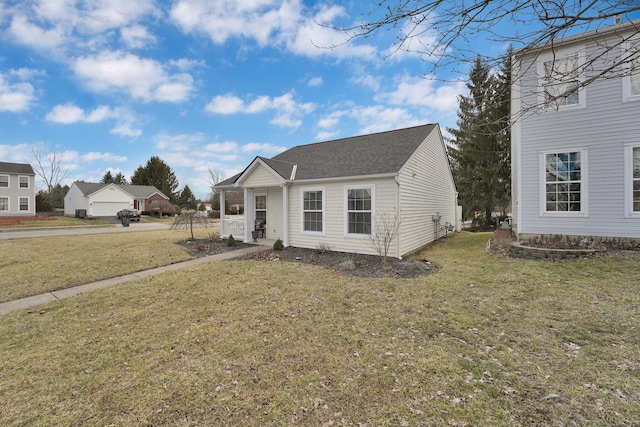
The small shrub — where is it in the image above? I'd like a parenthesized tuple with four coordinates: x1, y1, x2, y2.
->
(273, 239, 284, 251)
(315, 242, 333, 254)
(227, 234, 236, 247)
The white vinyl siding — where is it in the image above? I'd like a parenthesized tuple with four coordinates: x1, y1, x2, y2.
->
(513, 24, 640, 239)
(397, 127, 458, 255)
(288, 178, 396, 256)
(242, 163, 283, 187)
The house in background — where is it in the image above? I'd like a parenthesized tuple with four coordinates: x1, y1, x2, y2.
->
(64, 182, 169, 217)
(215, 124, 460, 258)
(0, 161, 36, 217)
(511, 18, 640, 241)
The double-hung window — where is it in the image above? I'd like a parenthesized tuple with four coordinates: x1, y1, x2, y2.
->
(19, 176, 29, 189)
(346, 187, 373, 235)
(0, 175, 8, 188)
(19, 197, 29, 211)
(541, 52, 583, 108)
(541, 150, 587, 215)
(624, 144, 640, 217)
(0, 197, 8, 211)
(302, 189, 324, 233)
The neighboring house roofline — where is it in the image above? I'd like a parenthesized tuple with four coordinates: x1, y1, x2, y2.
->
(71, 181, 169, 199)
(513, 17, 640, 58)
(0, 161, 36, 175)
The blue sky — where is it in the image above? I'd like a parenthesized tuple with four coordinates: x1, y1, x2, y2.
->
(1, 1, 633, 199)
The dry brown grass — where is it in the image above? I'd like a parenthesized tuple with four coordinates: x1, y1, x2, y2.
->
(0, 228, 215, 303)
(1, 232, 639, 425)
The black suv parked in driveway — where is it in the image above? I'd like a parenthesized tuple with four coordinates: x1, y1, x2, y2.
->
(116, 209, 141, 221)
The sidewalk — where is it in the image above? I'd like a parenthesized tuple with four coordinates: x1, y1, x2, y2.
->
(0, 244, 263, 316)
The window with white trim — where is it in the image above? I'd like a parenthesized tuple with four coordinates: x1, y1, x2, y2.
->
(624, 144, 640, 216)
(0, 175, 8, 188)
(302, 189, 324, 233)
(255, 195, 266, 223)
(347, 187, 373, 235)
(0, 197, 8, 211)
(19, 197, 28, 211)
(542, 150, 585, 213)
(19, 176, 29, 189)
(623, 39, 640, 102)
(540, 52, 583, 108)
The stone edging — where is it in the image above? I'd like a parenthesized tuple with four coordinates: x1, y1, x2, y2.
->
(509, 241, 600, 260)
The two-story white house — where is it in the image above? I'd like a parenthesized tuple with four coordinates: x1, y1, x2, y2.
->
(0, 162, 36, 217)
(511, 18, 640, 241)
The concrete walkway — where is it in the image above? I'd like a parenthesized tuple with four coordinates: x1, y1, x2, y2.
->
(0, 244, 264, 316)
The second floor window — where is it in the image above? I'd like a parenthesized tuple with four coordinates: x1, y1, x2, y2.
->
(19, 176, 29, 188)
(0, 175, 8, 188)
(543, 54, 580, 107)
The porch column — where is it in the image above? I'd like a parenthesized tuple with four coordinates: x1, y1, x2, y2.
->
(220, 190, 226, 238)
(282, 184, 289, 247)
(244, 188, 252, 242)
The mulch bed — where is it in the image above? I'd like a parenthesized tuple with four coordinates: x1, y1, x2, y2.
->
(178, 238, 437, 279)
(0, 217, 56, 226)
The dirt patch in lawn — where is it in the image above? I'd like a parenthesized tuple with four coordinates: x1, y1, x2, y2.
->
(179, 238, 437, 278)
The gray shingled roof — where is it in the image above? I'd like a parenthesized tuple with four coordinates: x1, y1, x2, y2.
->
(216, 124, 438, 187)
(0, 162, 35, 175)
(73, 182, 168, 199)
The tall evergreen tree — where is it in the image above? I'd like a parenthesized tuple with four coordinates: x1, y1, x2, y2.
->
(178, 185, 197, 210)
(100, 170, 114, 183)
(448, 54, 511, 229)
(130, 156, 179, 203)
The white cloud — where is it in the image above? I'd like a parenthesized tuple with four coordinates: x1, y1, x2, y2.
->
(308, 76, 323, 87)
(82, 152, 127, 162)
(350, 73, 381, 92)
(0, 72, 35, 113)
(170, 0, 301, 46)
(72, 50, 194, 103)
(205, 94, 245, 115)
(7, 14, 67, 51)
(378, 75, 465, 111)
(120, 24, 157, 48)
(45, 103, 142, 137)
(169, 58, 206, 71)
(203, 141, 239, 154)
(206, 91, 315, 129)
(241, 142, 287, 154)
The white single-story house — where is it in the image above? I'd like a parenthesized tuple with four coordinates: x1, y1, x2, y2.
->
(64, 182, 169, 217)
(0, 161, 36, 217)
(215, 124, 460, 258)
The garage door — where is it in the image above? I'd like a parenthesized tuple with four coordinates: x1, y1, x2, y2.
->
(92, 202, 131, 217)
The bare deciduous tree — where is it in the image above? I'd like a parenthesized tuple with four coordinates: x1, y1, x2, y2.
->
(329, 1, 640, 116)
(31, 145, 70, 192)
(368, 211, 401, 265)
(170, 212, 212, 240)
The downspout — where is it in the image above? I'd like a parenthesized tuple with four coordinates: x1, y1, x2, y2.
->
(395, 174, 402, 259)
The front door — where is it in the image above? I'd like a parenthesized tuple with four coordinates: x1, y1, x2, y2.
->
(255, 195, 266, 235)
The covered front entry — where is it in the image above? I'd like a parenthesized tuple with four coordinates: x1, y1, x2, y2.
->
(219, 186, 288, 245)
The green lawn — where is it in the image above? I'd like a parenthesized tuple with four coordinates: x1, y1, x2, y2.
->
(1, 232, 639, 425)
